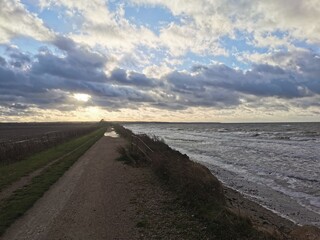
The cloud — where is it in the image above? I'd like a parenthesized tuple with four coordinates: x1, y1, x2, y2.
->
(1, 38, 320, 117)
(158, 22, 227, 57)
(0, 38, 158, 112)
(5, 45, 32, 69)
(0, 0, 54, 43)
(110, 68, 159, 88)
(0, 56, 7, 66)
(1, 1, 320, 121)
(40, 0, 158, 54)
(132, 0, 320, 55)
(31, 37, 108, 82)
(166, 62, 314, 100)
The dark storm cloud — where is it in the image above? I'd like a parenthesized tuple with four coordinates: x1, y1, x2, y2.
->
(0, 64, 47, 96)
(0, 56, 6, 66)
(294, 53, 320, 94)
(167, 61, 317, 100)
(110, 68, 159, 88)
(31, 52, 107, 82)
(90, 83, 156, 103)
(151, 102, 186, 110)
(258, 50, 320, 95)
(53, 36, 77, 52)
(0, 37, 158, 111)
(31, 37, 108, 83)
(2, 103, 29, 110)
(253, 64, 286, 74)
(9, 52, 31, 67)
(1, 36, 320, 114)
(161, 50, 320, 109)
(0, 65, 69, 110)
(166, 71, 205, 93)
(4, 45, 32, 68)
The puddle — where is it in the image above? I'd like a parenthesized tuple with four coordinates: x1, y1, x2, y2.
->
(104, 131, 119, 138)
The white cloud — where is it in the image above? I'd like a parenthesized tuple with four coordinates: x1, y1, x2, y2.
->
(40, 0, 159, 53)
(237, 48, 311, 68)
(36, 0, 320, 64)
(132, 0, 320, 52)
(159, 22, 227, 57)
(250, 33, 292, 49)
(0, 0, 54, 43)
(142, 64, 172, 78)
(255, 1, 320, 44)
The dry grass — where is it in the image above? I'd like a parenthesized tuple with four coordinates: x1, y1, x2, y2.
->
(114, 124, 276, 239)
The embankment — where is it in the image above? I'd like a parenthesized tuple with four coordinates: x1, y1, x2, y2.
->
(114, 124, 320, 240)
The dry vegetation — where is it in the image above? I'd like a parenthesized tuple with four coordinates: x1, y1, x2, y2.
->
(114, 124, 320, 240)
(0, 122, 105, 165)
(114, 124, 277, 239)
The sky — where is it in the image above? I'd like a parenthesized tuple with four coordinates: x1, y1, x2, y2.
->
(0, 0, 320, 122)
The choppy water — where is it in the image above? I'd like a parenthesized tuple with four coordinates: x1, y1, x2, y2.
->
(125, 123, 320, 227)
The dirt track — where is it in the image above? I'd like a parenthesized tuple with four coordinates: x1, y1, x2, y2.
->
(1, 136, 140, 240)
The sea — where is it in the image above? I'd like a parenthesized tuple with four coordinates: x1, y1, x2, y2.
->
(125, 122, 320, 227)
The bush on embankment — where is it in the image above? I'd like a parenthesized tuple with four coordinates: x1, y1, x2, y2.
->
(114, 124, 274, 239)
(145, 136, 225, 208)
(114, 124, 224, 207)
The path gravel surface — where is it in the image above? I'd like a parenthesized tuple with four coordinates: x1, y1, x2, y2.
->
(1, 136, 140, 240)
(0, 137, 97, 203)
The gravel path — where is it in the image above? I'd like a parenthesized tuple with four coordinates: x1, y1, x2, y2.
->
(0, 137, 97, 203)
(1, 136, 140, 240)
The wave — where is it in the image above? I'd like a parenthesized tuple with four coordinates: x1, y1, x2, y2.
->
(125, 122, 320, 227)
(165, 136, 203, 142)
(287, 175, 319, 184)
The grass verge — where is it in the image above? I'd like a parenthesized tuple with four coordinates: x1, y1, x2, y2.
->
(0, 128, 105, 236)
(0, 128, 105, 191)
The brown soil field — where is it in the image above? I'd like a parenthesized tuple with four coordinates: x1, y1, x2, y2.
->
(0, 122, 97, 142)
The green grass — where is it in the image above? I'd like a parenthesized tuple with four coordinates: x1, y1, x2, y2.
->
(0, 128, 105, 191)
(0, 128, 105, 236)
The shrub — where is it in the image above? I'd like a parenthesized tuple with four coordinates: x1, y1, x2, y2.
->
(115, 125, 275, 239)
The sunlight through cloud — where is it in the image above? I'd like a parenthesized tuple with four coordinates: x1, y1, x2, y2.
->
(73, 93, 91, 102)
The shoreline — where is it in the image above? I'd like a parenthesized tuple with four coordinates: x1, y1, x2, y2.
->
(227, 185, 299, 224)
(223, 186, 296, 235)
(116, 124, 320, 239)
(124, 123, 320, 229)
(189, 155, 320, 229)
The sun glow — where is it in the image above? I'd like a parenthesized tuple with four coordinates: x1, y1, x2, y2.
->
(73, 93, 91, 102)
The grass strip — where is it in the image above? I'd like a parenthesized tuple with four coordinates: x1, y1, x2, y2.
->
(0, 128, 104, 191)
(0, 128, 105, 235)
